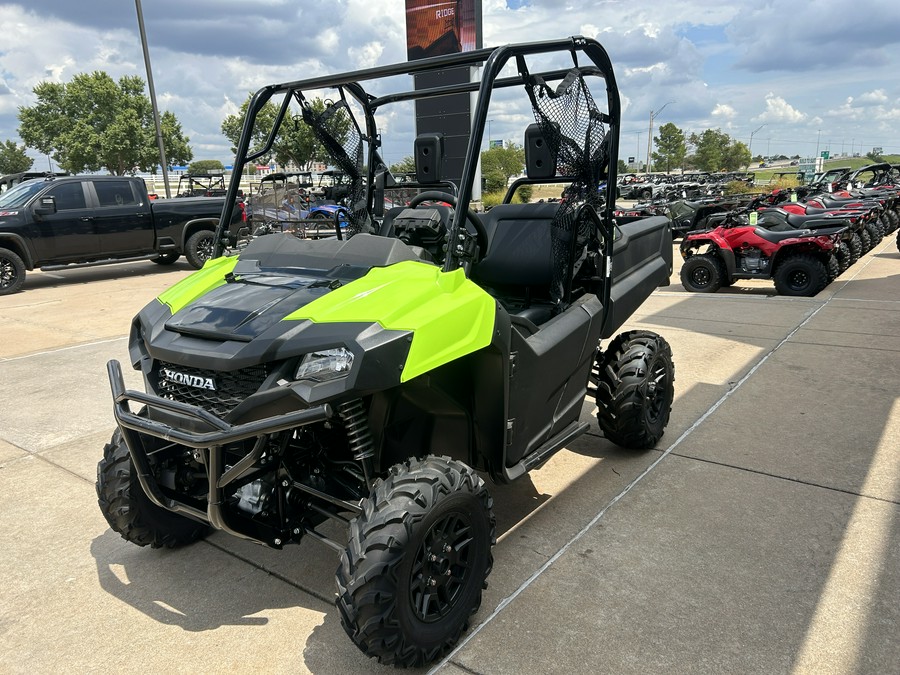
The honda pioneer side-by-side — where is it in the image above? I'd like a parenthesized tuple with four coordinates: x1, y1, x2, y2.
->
(96, 37, 675, 667)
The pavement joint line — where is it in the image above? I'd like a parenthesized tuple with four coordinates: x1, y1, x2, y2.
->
(669, 452, 900, 506)
(428, 275, 839, 675)
(201, 539, 337, 607)
(0, 336, 127, 363)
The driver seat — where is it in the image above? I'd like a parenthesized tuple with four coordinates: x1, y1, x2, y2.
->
(470, 202, 560, 326)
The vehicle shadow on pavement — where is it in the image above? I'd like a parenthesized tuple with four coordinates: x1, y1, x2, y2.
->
(90, 530, 314, 632)
(26, 261, 192, 293)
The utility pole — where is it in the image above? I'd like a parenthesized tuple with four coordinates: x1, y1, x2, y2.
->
(748, 123, 766, 168)
(136, 0, 171, 198)
(646, 101, 674, 174)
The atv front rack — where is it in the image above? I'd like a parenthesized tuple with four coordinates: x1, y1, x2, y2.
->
(107, 360, 359, 549)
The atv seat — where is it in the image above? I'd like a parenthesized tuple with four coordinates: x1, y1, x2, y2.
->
(753, 227, 810, 243)
(471, 202, 560, 325)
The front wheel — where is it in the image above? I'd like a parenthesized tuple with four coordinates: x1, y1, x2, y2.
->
(336, 455, 495, 667)
(596, 330, 675, 449)
(680, 253, 724, 293)
(0, 247, 26, 295)
(96, 428, 210, 548)
(184, 230, 216, 269)
(773, 253, 828, 297)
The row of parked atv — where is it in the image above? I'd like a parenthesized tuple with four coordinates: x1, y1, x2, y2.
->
(672, 180, 899, 296)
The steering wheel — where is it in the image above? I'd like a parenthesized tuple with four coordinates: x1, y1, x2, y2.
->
(408, 191, 488, 261)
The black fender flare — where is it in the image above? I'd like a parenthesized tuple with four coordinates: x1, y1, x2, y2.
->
(180, 218, 218, 250)
(0, 233, 35, 269)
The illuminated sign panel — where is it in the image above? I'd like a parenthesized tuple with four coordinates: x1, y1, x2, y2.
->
(406, 0, 480, 60)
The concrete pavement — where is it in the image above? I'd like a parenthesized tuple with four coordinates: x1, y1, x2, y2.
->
(0, 239, 897, 674)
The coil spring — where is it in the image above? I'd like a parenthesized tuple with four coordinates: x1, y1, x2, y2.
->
(338, 399, 374, 463)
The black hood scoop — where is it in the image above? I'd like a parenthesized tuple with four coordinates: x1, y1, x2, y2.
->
(164, 276, 335, 341)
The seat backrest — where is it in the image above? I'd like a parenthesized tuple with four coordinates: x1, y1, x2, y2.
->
(470, 202, 559, 293)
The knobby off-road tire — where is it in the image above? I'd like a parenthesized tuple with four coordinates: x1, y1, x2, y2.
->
(864, 220, 882, 247)
(773, 253, 828, 297)
(859, 228, 872, 253)
(834, 242, 851, 273)
(336, 455, 495, 668)
(151, 251, 180, 265)
(0, 247, 26, 295)
(185, 230, 215, 269)
(848, 233, 862, 265)
(596, 330, 675, 450)
(96, 428, 210, 548)
(826, 253, 840, 282)
(680, 253, 724, 293)
(896, 228, 900, 255)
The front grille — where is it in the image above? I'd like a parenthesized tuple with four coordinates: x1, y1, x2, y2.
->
(156, 361, 269, 418)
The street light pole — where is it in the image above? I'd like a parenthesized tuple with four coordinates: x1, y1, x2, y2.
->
(748, 123, 766, 168)
(135, 0, 171, 198)
(646, 101, 674, 174)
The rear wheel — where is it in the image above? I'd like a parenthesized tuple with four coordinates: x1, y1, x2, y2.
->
(96, 428, 210, 548)
(185, 230, 215, 269)
(337, 456, 495, 667)
(680, 253, 724, 293)
(0, 247, 26, 296)
(151, 251, 180, 265)
(825, 253, 839, 281)
(896, 229, 900, 255)
(596, 331, 675, 449)
(834, 242, 850, 273)
(773, 253, 828, 297)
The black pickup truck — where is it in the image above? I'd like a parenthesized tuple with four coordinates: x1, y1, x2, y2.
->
(0, 175, 245, 295)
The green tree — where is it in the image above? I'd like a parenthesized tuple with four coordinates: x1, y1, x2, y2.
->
(221, 95, 348, 170)
(481, 141, 525, 193)
(722, 140, 751, 172)
(0, 140, 33, 174)
(390, 156, 416, 175)
(188, 159, 225, 174)
(652, 123, 686, 174)
(866, 150, 883, 163)
(17, 71, 192, 175)
(617, 158, 629, 175)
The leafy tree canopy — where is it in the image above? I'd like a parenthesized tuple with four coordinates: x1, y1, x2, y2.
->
(0, 140, 33, 174)
(651, 122, 686, 173)
(481, 141, 525, 193)
(688, 128, 751, 172)
(390, 156, 416, 175)
(17, 71, 192, 175)
(188, 159, 225, 174)
(221, 95, 349, 171)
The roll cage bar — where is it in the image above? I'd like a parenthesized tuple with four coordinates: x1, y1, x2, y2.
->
(216, 36, 621, 276)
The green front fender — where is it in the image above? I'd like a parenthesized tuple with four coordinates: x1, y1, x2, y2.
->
(284, 261, 496, 382)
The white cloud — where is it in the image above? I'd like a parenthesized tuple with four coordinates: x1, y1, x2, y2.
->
(754, 93, 807, 124)
(712, 104, 736, 119)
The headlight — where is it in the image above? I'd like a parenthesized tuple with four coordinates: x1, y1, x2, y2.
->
(295, 348, 354, 382)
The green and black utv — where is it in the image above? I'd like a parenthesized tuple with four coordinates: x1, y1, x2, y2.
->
(97, 36, 675, 667)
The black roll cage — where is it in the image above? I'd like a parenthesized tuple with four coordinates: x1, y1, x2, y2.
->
(216, 36, 621, 295)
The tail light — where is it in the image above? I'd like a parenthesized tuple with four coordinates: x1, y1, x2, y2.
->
(238, 201, 247, 222)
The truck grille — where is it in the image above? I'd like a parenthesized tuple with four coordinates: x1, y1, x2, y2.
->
(156, 361, 269, 418)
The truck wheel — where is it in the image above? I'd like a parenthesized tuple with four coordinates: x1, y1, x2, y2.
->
(0, 247, 26, 295)
(151, 252, 180, 265)
(680, 253, 724, 293)
(596, 330, 675, 450)
(773, 253, 828, 297)
(336, 455, 495, 667)
(96, 427, 210, 548)
(185, 230, 215, 269)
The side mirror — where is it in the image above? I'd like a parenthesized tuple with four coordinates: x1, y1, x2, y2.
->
(33, 196, 57, 216)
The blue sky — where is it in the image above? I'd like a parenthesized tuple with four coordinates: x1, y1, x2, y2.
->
(1, 0, 898, 171)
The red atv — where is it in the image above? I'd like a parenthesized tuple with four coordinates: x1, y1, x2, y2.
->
(680, 213, 845, 296)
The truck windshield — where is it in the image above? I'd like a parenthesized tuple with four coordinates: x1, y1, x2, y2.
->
(0, 180, 46, 209)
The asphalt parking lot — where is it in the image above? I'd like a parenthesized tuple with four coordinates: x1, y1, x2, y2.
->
(1, 237, 898, 674)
